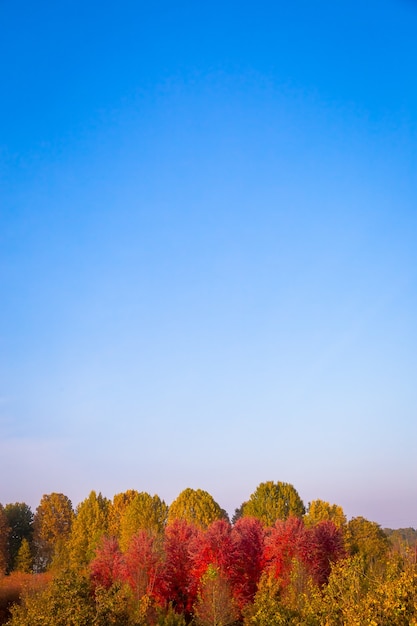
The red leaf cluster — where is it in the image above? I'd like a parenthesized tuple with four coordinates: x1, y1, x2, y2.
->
(89, 515, 345, 618)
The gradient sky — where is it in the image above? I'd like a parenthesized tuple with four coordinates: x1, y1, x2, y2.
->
(1, 0, 416, 528)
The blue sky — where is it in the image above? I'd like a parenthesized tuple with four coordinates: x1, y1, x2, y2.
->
(1, 0, 416, 528)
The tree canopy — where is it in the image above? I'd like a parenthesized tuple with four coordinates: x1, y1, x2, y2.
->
(119, 492, 168, 551)
(304, 499, 346, 528)
(242, 481, 305, 526)
(168, 488, 224, 529)
(4, 503, 33, 573)
(33, 493, 73, 571)
(69, 491, 109, 570)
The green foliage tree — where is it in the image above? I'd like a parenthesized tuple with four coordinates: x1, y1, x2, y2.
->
(14, 537, 33, 573)
(33, 493, 73, 571)
(194, 564, 238, 626)
(93, 582, 137, 626)
(385, 527, 417, 557)
(7, 569, 95, 626)
(155, 603, 187, 625)
(304, 499, 346, 528)
(345, 516, 389, 574)
(4, 502, 33, 573)
(69, 491, 110, 571)
(242, 482, 305, 526)
(108, 490, 139, 539)
(0, 504, 10, 575)
(119, 492, 168, 551)
(303, 554, 417, 626)
(168, 488, 224, 530)
(243, 572, 299, 626)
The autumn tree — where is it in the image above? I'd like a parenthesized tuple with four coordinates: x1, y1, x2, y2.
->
(194, 564, 238, 626)
(69, 491, 109, 571)
(301, 553, 417, 625)
(4, 502, 33, 573)
(161, 519, 201, 616)
(264, 516, 306, 586)
(345, 516, 389, 574)
(119, 492, 168, 551)
(242, 481, 305, 526)
(32, 495, 70, 572)
(90, 536, 123, 590)
(33, 493, 73, 571)
(301, 520, 346, 587)
(7, 568, 95, 626)
(231, 516, 265, 610)
(304, 499, 346, 528)
(190, 519, 236, 586)
(168, 488, 224, 530)
(15, 538, 33, 573)
(121, 530, 165, 603)
(108, 489, 139, 539)
(0, 504, 10, 575)
(242, 571, 300, 626)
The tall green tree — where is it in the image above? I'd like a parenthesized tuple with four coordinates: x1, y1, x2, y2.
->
(194, 564, 238, 626)
(69, 491, 110, 571)
(304, 499, 346, 528)
(108, 489, 139, 539)
(168, 488, 225, 530)
(4, 502, 33, 572)
(15, 537, 33, 573)
(33, 493, 73, 571)
(345, 516, 389, 574)
(119, 492, 168, 551)
(242, 481, 305, 526)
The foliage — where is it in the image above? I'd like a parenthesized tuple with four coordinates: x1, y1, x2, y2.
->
(14, 539, 32, 574)
(231, 516, 265, 610)
(345, 516, 389, 574)
(161, 519, 200, 616)
(168, 488, 224, 530)
(304, 499, 346, 528)
(4, 504, 33, 574)
(155, 603, 187, 625)
(302, 520, 346, 586)
(93, 582, 136, 626)
(33, 493, 73, 572)
(0, 572, 50, 625)
(6, 570, 92, 626)
(242, 482, 305, 526)
(69, 491, 109, 571)
(90, 536, 123, 589)
(243, 572, 299, 626)
(303, 554, 417, 626)
(191, 519, 236, 583)
(193, 564, 238, 626)
(385, 527, 417, 557)
(0, 506, 10, 576)
(119, 492, 168, 551)
(108, 490, 139, 539)
(122, 530, 165, 602)
(2, 485, 417, 625)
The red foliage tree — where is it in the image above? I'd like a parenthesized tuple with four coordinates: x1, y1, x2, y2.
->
(264, 516, 306, 586)
(190, 519, 237, 584)
(301, 520, 346, 586)
(231, 516, 265, 609)
(90, 536, 123, 589)
(121, 530, 165, 603)
(161, 519, 201, 615)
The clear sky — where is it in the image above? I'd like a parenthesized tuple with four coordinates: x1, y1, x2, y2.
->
(1, 0, 416, 528)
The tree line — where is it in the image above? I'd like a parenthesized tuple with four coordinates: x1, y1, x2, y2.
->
(0, 481, 416, 625)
